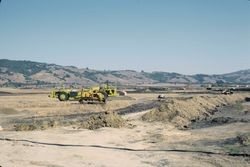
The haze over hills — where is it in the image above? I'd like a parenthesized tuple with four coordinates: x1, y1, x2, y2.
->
(0, 59, 249, 87)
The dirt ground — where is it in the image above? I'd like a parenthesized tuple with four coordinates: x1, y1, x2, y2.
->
(0, 89, 249, 167)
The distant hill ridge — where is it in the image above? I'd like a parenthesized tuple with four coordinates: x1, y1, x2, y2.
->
(0, 59, 249, 87)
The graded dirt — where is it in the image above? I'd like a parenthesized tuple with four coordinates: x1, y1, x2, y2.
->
(0, 89, 250, 167)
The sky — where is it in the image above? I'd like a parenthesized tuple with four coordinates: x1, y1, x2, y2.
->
(0, 0, 249, 74)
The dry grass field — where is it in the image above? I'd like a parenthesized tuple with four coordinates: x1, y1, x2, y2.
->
(0, 88, 250, 167)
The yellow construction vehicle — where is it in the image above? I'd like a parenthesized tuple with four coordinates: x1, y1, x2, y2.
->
(49, 82, 117, 103)
(49, 87, 107, 103)
(99, 82, 118, 97)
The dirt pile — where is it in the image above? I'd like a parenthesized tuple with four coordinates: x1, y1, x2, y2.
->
(14, 119, 60, 131)
(12, 111, 126, 131)
(79, 112, 126, 130)
(236, 134, 250, 146)
(142, 94, 247, 128)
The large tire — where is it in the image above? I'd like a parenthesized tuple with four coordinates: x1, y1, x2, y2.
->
(102, 92, 108, 103)
(58, 92, 69, 101)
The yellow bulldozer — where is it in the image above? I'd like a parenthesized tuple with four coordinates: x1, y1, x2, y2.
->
(49, 83, 118, 103)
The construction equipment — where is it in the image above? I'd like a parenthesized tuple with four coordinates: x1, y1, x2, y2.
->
(49, 82, 118, 103)
(99, 81, 118, 97)
(49, 87, 107, 103)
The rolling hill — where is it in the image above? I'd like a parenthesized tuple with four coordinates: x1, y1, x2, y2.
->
(0, 59, 249, 87)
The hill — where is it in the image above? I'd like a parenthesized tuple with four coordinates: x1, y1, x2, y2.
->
(0, 59, 249, 87)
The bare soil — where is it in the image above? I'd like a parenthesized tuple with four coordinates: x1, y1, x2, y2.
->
(0, 89, 249, 167)
(142, 94, 247, 128)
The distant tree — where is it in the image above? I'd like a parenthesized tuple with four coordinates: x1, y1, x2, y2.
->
(216, 80, 224, 86)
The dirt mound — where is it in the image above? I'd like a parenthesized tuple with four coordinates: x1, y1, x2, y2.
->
(79, 112, 125, 130)
(12, 111, 126, 131)
(14, 119, 60, 131)
(142, 94, 247, 128)
(236, 134, 250, 146)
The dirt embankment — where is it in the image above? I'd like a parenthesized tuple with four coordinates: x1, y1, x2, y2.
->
(13, 112, 126, 131)
(142, 94, 248, 128)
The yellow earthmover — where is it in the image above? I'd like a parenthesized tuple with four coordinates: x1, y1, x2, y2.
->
(49, 87, 107, 103)
(49, 83, 117, 103)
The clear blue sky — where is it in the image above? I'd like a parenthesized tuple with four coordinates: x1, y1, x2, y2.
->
(0, 0, 249, 74)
